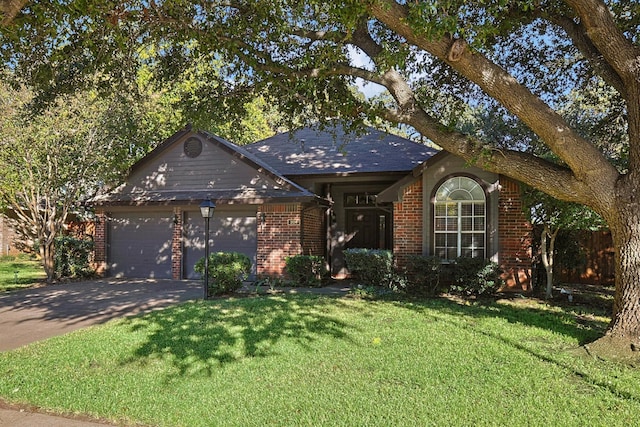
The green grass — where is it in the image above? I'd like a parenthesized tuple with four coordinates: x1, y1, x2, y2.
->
(0, 294, 637, 426)
(0, 254, 45, 292)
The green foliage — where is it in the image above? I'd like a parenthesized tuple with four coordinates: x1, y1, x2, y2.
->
(521, 184, 606, 232)
(285, 255, 326, 287)
(194, 252, 251, 296)
(447, 257, 503, 296)
(404, 255, 443, 297)
(53, 236, 95, 280)
(343, 248, 397, 289)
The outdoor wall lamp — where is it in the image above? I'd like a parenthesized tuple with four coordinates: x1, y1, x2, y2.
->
(260, 212, 266, 225)
(199, 199, 216, 300)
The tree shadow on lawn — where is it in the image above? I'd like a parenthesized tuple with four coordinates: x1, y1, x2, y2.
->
(397, 295, 608, 347)
(119, 295, 356, 378)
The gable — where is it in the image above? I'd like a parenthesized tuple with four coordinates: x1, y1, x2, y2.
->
(93, 129, 319, 206)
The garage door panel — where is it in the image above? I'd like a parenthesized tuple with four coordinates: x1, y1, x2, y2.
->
(108, 212, 173, 279)
(184, 210, 257, 280)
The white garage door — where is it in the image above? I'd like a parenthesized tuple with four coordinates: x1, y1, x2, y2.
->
(183, 209, 257, 279)
(108, 212, 173, 279)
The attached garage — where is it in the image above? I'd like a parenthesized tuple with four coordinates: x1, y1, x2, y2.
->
(92, 127, 322, 280)
(108, 211, 173, 279)
(182, 208, 258, 279)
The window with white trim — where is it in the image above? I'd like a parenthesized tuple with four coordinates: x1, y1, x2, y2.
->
(434, 176, 486, 260)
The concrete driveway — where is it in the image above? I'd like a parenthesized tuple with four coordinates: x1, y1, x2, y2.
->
(0, 279, 203, 352)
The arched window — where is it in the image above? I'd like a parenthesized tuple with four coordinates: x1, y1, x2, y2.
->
(434, 176, 486, 260)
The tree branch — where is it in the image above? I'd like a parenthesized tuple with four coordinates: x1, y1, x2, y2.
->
(368, 0, 620, 212)
(0, 0, 28, 26)
(549, 14, 626, 97)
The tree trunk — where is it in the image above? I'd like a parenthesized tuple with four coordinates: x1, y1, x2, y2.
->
(540, 226, 559, 300)
(608, 218, 640, 338)
(39, 239, 56, 283)
(587, 202, 640, 360)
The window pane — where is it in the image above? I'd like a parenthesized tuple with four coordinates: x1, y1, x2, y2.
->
(435, 204, 447, 216)
(474, 203, 485, 215)
(474, 233, 485, 248)
(435, 218, 447, 231)
(449, 189, 472, 201)
(461, 204, 473, 216)
(474, 217, 485, 231)
(461, 217, 473, 231)
(472, 248, 485, 258)
(446, 218, 458, 231)
(447, 248, 458, 260)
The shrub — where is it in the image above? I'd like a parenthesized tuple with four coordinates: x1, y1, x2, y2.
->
(285, 255, 326, 287)
(194, 252, 252, 296)
(343, 248, 396, 288)
(54, 236, 95, 279)
(404, 255, 443, 297)
(447, 257, 503, 296)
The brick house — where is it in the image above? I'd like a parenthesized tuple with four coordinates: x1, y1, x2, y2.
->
(92, 123, 532, 290)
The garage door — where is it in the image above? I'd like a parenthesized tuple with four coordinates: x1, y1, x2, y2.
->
(183, 209, 257, 279)
(108, 212, 173, 279)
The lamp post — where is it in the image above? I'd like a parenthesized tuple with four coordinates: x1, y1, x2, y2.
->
(199, 199, 216, 300)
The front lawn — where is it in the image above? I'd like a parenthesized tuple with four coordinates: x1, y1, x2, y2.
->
(0, 254, 45, 292)
(0, 293, 637, 426)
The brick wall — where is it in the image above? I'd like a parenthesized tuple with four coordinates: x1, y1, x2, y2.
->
(393, 179, 424, 267)
(171, 207, 183, 280)
(94, 210, 107, 275)
(498, 175, 533, 290)
(302, 206, 325, 257)
(257, 204, 304, 276)
(0, 215, 20, 256)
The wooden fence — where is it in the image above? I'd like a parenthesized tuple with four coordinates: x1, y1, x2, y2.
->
(533, 229, 615, 286)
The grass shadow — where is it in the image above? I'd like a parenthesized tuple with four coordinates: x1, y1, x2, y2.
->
(120, 294, 355, 378)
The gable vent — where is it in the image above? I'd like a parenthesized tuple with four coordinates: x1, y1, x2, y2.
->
(184, 137, 203, 158)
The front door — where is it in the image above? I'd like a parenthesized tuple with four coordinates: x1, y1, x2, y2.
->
(345, 209, 391, 250)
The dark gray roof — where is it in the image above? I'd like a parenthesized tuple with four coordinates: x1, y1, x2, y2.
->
(244, 123, 438, 176)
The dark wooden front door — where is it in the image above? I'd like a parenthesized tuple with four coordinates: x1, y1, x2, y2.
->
(345, 209, 391, 249)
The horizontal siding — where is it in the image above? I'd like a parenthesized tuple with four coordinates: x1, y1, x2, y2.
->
(125, 136, 283, 193)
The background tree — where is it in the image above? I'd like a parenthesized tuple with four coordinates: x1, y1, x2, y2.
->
(0, 82, 145, 282)
(522, 186, 606, 299)
(1, 1, 640, 356)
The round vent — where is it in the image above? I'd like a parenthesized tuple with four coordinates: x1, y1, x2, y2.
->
(184, 137, 203, 158)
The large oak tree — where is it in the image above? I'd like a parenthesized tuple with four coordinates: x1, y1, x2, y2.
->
(2, 0, 639, 356)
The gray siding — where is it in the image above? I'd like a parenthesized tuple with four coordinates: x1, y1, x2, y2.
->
(124, 135, 285, 194)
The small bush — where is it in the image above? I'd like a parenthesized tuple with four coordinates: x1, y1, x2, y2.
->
(285, 255, 326, 287)
(404, 255, 443, 297)
(344, 248, 396, 288)
(447, 257, 503, 296)
(54, 236, 95, 279)
(195, 252, 252, 296)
